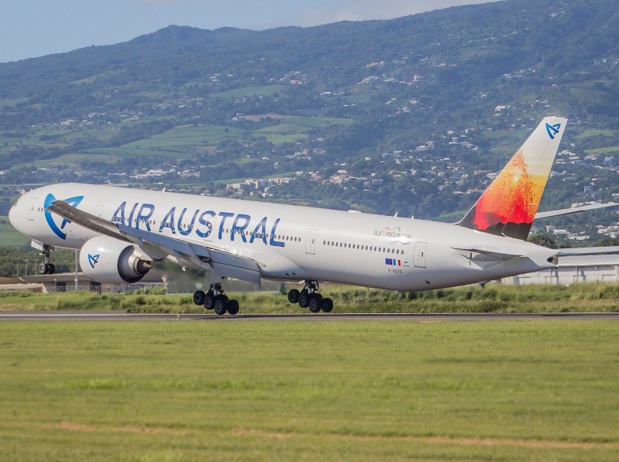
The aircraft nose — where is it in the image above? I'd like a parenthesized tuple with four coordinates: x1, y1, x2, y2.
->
(8, 202, 18, 227)
(8, 196, 26, 232)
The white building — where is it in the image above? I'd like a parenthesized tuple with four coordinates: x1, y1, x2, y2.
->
(502, 255, 619, 285)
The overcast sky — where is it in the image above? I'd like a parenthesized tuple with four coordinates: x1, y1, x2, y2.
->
(0, 0, 495, 64)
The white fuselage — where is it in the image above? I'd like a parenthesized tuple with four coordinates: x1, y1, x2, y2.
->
(9, 183, 557, 291)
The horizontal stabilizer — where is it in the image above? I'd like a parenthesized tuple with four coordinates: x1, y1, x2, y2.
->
(554, 246, 619, 257)
(535, 202, 618, 219)
(453, 247, 523, 262)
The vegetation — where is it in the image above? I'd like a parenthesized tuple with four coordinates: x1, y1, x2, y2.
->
(1, 321, 618, 461)
(0, 283, 617, 314)
(0, 0, 618, 238)
(0, 246, 77, 277)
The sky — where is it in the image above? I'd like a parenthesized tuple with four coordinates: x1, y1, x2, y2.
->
(0, 0, 495, 64)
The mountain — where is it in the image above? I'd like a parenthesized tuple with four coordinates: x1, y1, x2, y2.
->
(0, 0, 618, 242)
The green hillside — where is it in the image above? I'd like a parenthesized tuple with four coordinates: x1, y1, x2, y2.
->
(0, 0, 617, 237)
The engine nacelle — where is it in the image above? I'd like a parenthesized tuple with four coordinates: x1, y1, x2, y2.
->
(80, 236, 152, 284)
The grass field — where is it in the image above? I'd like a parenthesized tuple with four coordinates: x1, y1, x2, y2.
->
(1, 283, 618, 314)
(210, 85, 288, 98)
(0, 321, 617, 461)
(585, 146, 619, 155)
(0, 217, 29, 247)
(576, 129, 617, 139)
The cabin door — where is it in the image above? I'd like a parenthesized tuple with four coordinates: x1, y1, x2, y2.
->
(414, 241, 428, 268)
(305, 229, 319, 255)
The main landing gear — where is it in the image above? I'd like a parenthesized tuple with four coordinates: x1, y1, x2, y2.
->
(287, 280, 333, 313)
(39, 244, 56, 275)
(193, 283, 239, 316)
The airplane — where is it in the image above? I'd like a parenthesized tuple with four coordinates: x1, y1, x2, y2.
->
(8, 116, 619, 315)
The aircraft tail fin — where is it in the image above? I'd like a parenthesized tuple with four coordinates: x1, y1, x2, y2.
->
(458, 116, 567, 241)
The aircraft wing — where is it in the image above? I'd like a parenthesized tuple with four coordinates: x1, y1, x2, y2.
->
(48, 200, 263, 284)
(535, 202, 618, 219)
(48, 199, 130, 242)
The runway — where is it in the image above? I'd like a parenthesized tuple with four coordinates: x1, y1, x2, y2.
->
(1, 311, 618, 322)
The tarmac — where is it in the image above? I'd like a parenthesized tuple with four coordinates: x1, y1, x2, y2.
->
(1, 312, 618, 322)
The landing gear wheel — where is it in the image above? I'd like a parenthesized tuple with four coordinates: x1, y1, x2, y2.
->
(291, 281, 334, 313)
(298, 290, 310, 308)
(321, 297, 333, 313)
(214, 298, 227, 315)
(40, 263, 56, 275)
(226, 299, 239, 315)
(308, 295, 322, 313)
(193, 290, 206, 306)
(204, 294, 215, 310)
(287, 289, 300, 304)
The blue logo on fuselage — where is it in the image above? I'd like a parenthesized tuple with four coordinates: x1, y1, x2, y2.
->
(44, 193, 84, 240)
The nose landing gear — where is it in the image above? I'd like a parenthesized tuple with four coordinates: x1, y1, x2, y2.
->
(288, 280, 333, 313)
(39, 244, 56, 275)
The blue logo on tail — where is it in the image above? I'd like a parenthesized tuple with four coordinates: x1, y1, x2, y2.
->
(546, 123, 561, 140)
(44, 193, 84, 240)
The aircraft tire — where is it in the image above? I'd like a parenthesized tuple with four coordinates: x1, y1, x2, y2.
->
(204, 294, 215, 310)
(39, 263, 48, 274)
(298, 290, 310, 308)
(321, 298, 334, 313)
(308, 296, 322, 313)
(47, 263, 56, 275)
(287, 289, 300, 304)
(214, 298, 227, 315)
(193, 290, 206, 306)
(226, 299, 239, 315)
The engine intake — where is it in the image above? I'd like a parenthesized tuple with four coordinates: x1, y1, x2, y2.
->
(80, 236, 152, 284)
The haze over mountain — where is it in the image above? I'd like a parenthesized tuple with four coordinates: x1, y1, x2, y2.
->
(0, 0, 617, 241)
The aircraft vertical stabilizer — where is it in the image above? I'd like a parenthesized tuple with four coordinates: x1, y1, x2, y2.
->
(458, 116, 567, 240)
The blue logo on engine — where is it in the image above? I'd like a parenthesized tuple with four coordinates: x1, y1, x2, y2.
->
(88, 254, 100, 269)
(546, 122, 561, 140)
(44, 193, 84, 240)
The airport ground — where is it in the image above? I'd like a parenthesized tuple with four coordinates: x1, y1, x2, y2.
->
(1, 285, 618, 461)
(0, 319, 618, 459)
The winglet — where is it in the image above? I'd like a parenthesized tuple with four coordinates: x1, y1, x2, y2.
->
(458, 116, 567, 240)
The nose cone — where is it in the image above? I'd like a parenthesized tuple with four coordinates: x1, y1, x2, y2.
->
(8, 202, 19, 228)
(8, 196, 26, 234)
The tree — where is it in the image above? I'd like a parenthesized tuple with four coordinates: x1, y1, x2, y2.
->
(528, 233, 557, 249)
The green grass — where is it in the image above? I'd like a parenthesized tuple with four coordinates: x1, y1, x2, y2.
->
(31, 153, 122, 167)
(0, 217, 29, 247)
(88, 125, 244, 158)
(0, 283, 617, 314)
(576, 129, 617, 139)
(0, 97, 30, 108)
(0, 321, 618, 461)
(342, 92, 372, 104)
(210, 85, 287, 98)
(122, 125, 244, 149)
(254, 116, 353, 144)
(585, 146, 619, 155)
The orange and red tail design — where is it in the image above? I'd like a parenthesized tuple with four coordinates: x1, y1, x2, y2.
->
(458, 117, 567, 240)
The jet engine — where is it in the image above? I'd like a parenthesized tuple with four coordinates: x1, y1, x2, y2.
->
(79, 236, 152, 284)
